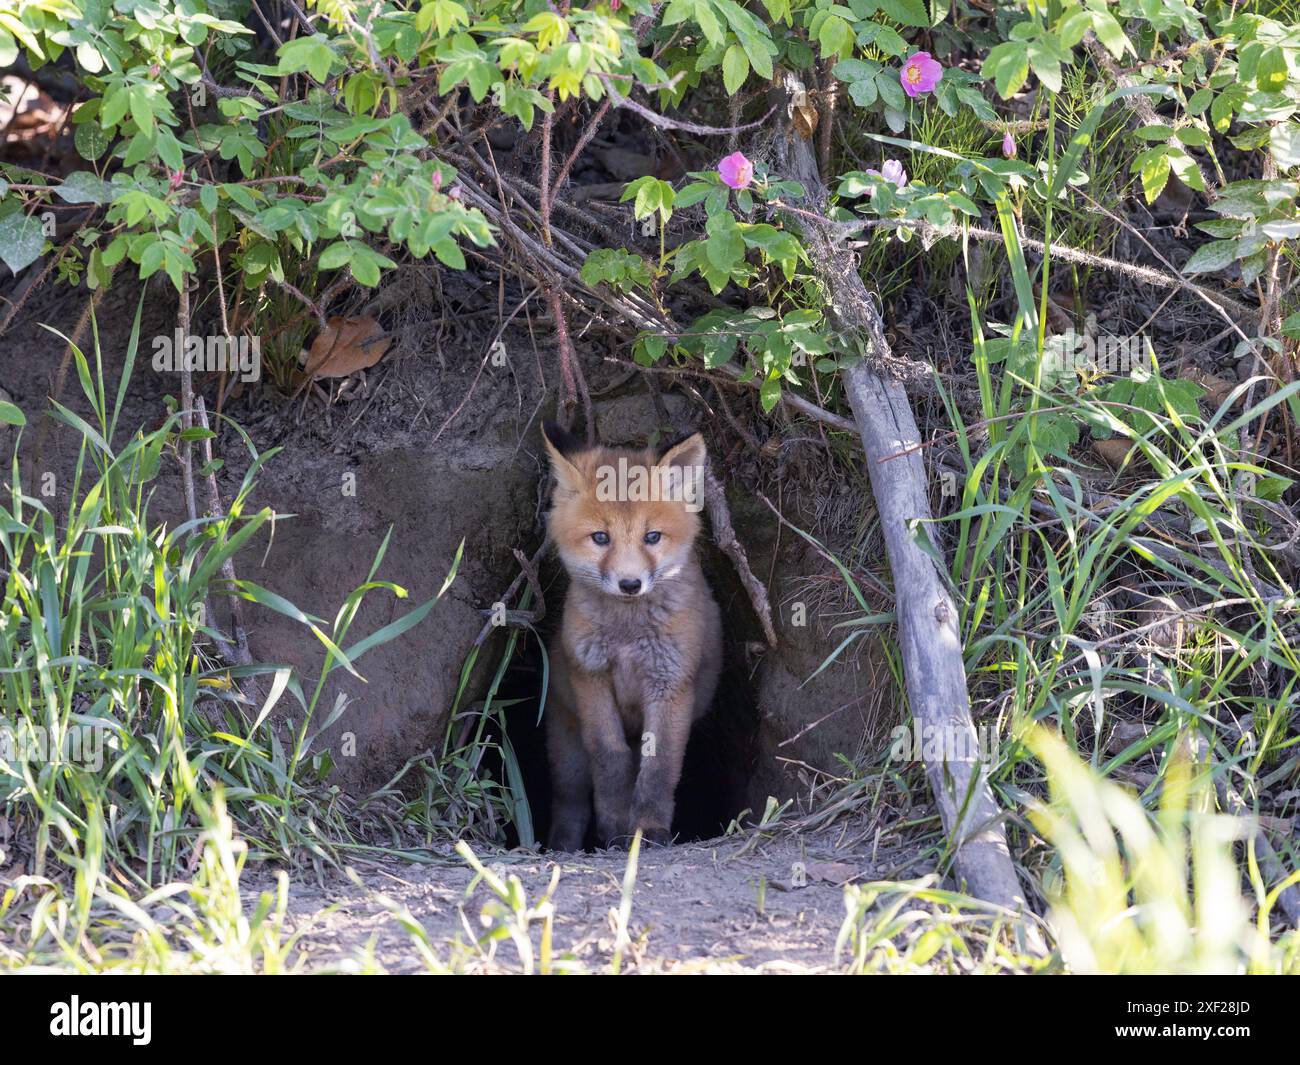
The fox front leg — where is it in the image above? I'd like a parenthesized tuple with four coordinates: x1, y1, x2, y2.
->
(546, 702, 591, 852)
(572, 673, 634, 848)
(631, 691, 693, 846)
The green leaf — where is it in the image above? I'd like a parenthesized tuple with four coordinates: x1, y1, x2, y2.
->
(1270, 122, 1300, 170)
(982, 42, 1030, 99)
(53, 171, 113, 205)
(1175, 126, 1211, 148)
(432, 239, 465, 269)
(1255, 46, 1289, 92)
(74, 121, 110, 161)
(1182, 239, 1240, 274)
(848, 77, 878, 107)
(734, 27, 774, 80)
(817, 14, 853, 59)
(138, 239, 166, 279)
(877, 71, 906, 111)
(723, 44, 749, 95)
(277, 35, 338, 82)
(694, 0, 724, 45)
(875, 0, 929, 27)
(1133, 147, 1171, 202)
(1091, 12, 1131, 60)
(674, 181, 714, 208)
(1025, 38, 1063, 94)
(0, 213, 46, 274)
(580, 248, 650, 291)
(1134, 123, 1174, 141)
(0, 399, 25, 427)
(1187, 88, 1213, 116)
(318, 242, 352, 270)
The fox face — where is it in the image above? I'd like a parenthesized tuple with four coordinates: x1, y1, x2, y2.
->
(542, 422, 707, 600)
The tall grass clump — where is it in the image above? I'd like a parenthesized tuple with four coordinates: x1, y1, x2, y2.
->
(0, 305, 456, 970)
(819, 84, 1300, 969)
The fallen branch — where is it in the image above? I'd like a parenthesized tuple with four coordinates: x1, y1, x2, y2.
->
(768, 73, 1026, 912)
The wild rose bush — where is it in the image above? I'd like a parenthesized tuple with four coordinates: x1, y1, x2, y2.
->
(1, 0, 1298, 406)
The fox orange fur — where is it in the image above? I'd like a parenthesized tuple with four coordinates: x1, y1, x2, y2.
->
(541, 421, 722, 850)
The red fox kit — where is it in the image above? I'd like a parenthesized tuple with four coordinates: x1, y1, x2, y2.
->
(541, 421, 722, 850)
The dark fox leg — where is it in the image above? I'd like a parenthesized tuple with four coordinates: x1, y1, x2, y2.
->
(571, 673, 634, 847)
(631, 689, 693, 846)
(546, 700, 591, 851)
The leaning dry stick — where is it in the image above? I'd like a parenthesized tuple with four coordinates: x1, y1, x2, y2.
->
(769, 74, 1025, 911)
(194, 394, 254, 669)
(177, 287, 260, 703)
(704, 468, 777, 647)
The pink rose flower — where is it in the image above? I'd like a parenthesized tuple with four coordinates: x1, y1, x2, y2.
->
(865, 159, 907, 193)
(900, 52, 943, 98)
(718, 151, 753, 191)
(1002, 131, 1016, 159)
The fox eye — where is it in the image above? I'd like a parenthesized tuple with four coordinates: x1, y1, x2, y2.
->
(643, 531, 662, 545)
(591, 531, 610, 546)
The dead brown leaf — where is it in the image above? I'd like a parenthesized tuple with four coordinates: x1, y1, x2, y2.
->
(791, 88, 819, 140)
(302, 316, 391, 379)
(1093, 438, 1134, 470)
(1181, 367, 1239, 408)
(1034, 287, 1076, 336)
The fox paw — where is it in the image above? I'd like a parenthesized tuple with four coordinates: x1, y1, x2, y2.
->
(548, 827, 586, 853)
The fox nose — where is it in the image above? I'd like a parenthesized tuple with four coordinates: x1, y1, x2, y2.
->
(618, 578, 642, 596)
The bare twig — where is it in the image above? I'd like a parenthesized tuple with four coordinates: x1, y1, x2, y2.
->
(600, 75, 777, 135)
(704, 468, 777, 647)
(772, 200, 1260, 328)
(195, 394, 256, 670)
(550, 98, 611, 208)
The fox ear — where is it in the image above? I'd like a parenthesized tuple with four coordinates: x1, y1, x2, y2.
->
(657, 431, 707, 474)
(542, 419, 584, 458)
(542, 420, 586, 491)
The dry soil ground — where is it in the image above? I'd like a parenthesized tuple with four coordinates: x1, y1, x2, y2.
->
(249, 830, 907, 973)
